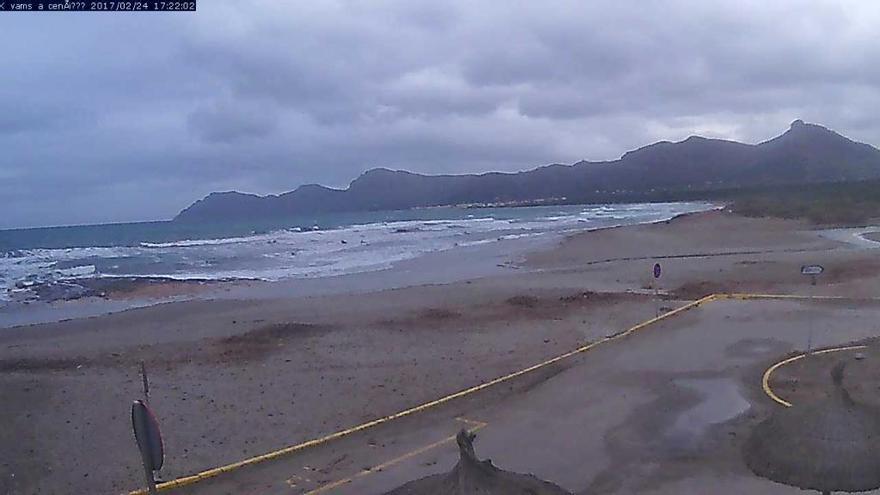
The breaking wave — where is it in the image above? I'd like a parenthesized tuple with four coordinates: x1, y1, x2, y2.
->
(1, 202, 716, 304)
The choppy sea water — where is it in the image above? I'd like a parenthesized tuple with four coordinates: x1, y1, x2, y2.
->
(0, 202, 715, 306)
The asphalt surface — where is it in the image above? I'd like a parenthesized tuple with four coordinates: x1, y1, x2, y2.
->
(173, 297, 880, 495)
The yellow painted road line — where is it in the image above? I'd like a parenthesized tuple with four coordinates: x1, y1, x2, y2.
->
(761, 344, 869, 407)
(127, 293, 717, 494)
(724, 293, 880, 302)
(303, 417, 488, 495)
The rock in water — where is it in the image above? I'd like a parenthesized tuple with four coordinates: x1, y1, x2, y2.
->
(384, 430, 572, 495)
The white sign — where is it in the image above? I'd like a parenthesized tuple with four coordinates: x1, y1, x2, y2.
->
(801, 265, 824, 276)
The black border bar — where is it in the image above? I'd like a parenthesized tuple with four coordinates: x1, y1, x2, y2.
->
(0, 1, 196, 11)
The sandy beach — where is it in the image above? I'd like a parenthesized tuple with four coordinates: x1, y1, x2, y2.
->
(4, 210, 880, 494)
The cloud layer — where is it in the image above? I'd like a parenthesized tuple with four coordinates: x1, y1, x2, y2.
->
(2, 0, 880, 227)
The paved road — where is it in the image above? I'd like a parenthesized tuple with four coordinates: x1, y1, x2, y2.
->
(176, 298, 880, 494)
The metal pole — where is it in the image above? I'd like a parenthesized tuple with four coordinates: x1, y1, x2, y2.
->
(655, 285, 660, 318)
(142, 461, 158, 495)
(807, 319, 814, 353)
(139, 362, 160, 484)
(807, 278, 814, 352)
(140, 361, 150, 403)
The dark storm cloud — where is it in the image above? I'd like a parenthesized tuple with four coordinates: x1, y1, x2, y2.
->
(1, 0, 880, 228)
(0, 102, 79, 135)
(187, 99, 278, 143)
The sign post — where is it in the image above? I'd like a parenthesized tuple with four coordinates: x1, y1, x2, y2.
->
(800, 264, 824, 351)
(132, 400, 164, 495)
(140, 361, 150, 402)
(801, 264, 824, 286)
(653, 263, 662, 317)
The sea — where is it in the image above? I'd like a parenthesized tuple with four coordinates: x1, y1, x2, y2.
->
(0, 202, 716, 307)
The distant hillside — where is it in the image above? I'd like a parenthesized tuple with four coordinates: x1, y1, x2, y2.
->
(175, 120, 880, 222)
(727, 179, 880, 225)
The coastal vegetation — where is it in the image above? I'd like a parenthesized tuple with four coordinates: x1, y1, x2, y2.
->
(713, 180, 880, 226)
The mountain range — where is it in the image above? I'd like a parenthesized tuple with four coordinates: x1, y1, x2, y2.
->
(175, 120, 880, 222)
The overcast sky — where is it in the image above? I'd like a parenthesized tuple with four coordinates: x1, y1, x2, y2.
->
(2, 1, 880, 228)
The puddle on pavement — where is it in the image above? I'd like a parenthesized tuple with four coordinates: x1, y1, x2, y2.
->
(665, 378, 750, 451)
(725, 338, 790, 359)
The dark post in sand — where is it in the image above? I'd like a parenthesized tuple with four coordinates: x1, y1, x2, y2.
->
(131, 400, 164, 495)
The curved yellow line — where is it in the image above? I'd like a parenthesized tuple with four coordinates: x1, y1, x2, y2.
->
(761, 354, 805, 407)
(127, 294, 718, 494)
(125, 293, 880, 493)
(762, 344, 869, 408)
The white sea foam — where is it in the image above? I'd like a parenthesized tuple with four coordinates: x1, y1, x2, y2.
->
(0, 202, 716, 303)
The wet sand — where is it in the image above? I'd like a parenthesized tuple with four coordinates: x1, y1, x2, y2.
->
(0, 232, 549, 329)
(4, 210, 880, 494)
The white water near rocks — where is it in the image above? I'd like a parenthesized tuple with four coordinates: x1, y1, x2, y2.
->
(0, 202, 716, 306)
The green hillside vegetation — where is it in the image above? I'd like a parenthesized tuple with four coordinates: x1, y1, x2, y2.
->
(713, 181, 880, 225)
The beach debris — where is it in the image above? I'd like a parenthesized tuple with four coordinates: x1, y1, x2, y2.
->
(384, 430, 571, 495)
(505, 295, 540, 308)
(744, 362, 880, 494)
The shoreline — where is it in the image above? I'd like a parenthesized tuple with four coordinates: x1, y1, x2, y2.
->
(5, 209, 880, 493)
(0, 205, 719, 329)
(0, 233, 551, 330)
